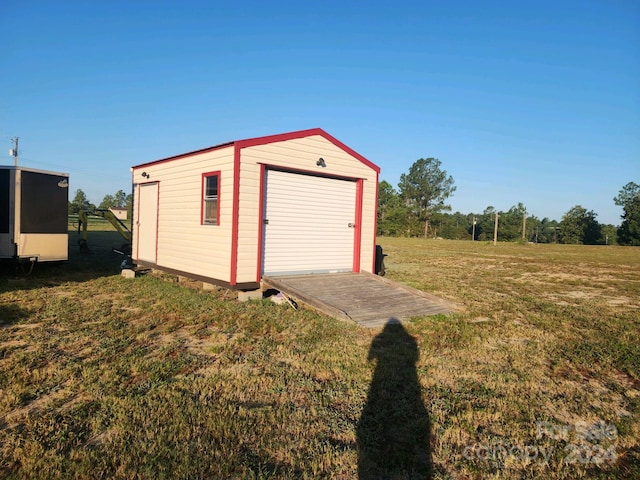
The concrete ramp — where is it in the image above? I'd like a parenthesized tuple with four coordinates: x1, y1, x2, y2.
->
(262, 272, 462, 328)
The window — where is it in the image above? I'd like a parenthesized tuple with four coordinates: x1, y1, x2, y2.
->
(202, 172, 220, 225)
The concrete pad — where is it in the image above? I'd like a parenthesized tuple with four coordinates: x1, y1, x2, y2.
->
(237, 289, 263, 302)
(121, 269, 136, 279)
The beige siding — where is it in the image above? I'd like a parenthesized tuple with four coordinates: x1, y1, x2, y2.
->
(132, 146, 235, 282)
(360, 178, 377, 272)
(236, 135, 377, 283)
(132, 132, 377, 286)
(235, 158, 261, 283)
(18, 234, 68, 262)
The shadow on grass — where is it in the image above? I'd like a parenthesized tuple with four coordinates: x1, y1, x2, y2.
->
(357, 319, 433, 479)
(0, 230, 125, 289)
(0, 303, 31, 328)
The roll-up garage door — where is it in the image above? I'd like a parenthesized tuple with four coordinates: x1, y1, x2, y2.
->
(262, 170, 356, 276)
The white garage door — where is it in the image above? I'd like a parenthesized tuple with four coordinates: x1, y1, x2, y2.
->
(262, 170, 356, 276)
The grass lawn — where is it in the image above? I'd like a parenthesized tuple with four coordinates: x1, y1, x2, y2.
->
(0, 228, 638, 479)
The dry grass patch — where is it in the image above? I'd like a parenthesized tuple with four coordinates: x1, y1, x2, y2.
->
(0, 232, 638, 478)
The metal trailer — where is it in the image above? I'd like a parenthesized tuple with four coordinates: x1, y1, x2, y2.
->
(0, 166, 70, 263)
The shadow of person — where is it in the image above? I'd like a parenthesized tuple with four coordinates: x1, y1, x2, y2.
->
(357, 319, 432, 479)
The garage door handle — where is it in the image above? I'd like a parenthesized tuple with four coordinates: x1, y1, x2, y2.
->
(348, 223, 355, 228)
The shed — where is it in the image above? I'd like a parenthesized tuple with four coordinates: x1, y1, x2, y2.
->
(109, 207, 128, 220)
(130, 128, 380, 290)
(0, 166, 69, 262)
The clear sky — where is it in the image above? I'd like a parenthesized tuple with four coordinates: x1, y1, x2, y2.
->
(1, 0, 638, 225)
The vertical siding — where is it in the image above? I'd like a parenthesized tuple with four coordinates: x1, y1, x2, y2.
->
(132, 146, 235, 282)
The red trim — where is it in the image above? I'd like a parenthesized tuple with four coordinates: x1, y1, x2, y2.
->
(155, 182, 160, 264)
(372, 171, 379, 273)
(237, 128, 380, 174)
(201, 171, 221, 226)
(316, 130, 380, 174)
(353, 179, 364, 273)
(256, 166, 363, 278)
(134, 183, 141, 261)
(230, 146, 241, 286)
(131, 128, 380, 284)
(132, 128, 380, 174)
(256, 163, 267, 283)
(259, 163, 360, 182)
(134, 180, 160, 263)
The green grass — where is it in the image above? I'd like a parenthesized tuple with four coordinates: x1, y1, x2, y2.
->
(0, 232, 638, 478)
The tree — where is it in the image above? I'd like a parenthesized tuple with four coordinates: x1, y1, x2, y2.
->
(378, 180, 400, 224)
(474, 206, 496, 241)
(535, 218, 560, 243)
(559, 205, 602, 245)
(69, 189, 92, 215)
(432, 211, 469, 240)
(617, 196, 640, 246)
(398, 158, 456, 238)
(614, 182, 640, 246)
(113, 189, 127, 208)
(98, 194, 116, 209)
(614, 182, 640, 209)
(377, 180, 411, 236)
(497, 203, 528, 242)
(99, 189, 129, 209)
(98, 189, 133, 219)
(601, 224, 619, 245)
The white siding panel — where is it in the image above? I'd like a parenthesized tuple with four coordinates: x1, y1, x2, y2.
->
(263, 170, 356, 276)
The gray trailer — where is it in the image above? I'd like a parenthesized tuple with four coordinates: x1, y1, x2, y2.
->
(0, 166, 69, 263)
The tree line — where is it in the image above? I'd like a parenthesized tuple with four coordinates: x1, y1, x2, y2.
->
(378, 158, 639, 246)
(65, 166, 639, 247)
(68, 189, 132, 216)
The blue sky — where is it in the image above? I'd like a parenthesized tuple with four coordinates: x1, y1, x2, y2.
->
(1, 0, 638, 225)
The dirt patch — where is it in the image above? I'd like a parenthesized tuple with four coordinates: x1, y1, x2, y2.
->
(564, 290, 594, 299)
(2, 387, 71, 428)
(468, 317, 493, 323)
(0, 339, 29, 349)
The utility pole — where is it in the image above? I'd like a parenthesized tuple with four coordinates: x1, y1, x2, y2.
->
(522, 213, 527, 241)
(9, 137, 19, 166)
(471, 217, 477, 241)
(493, 212, 499, 246)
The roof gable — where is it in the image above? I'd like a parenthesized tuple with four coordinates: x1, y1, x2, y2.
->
(132, 128, 379, 173)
